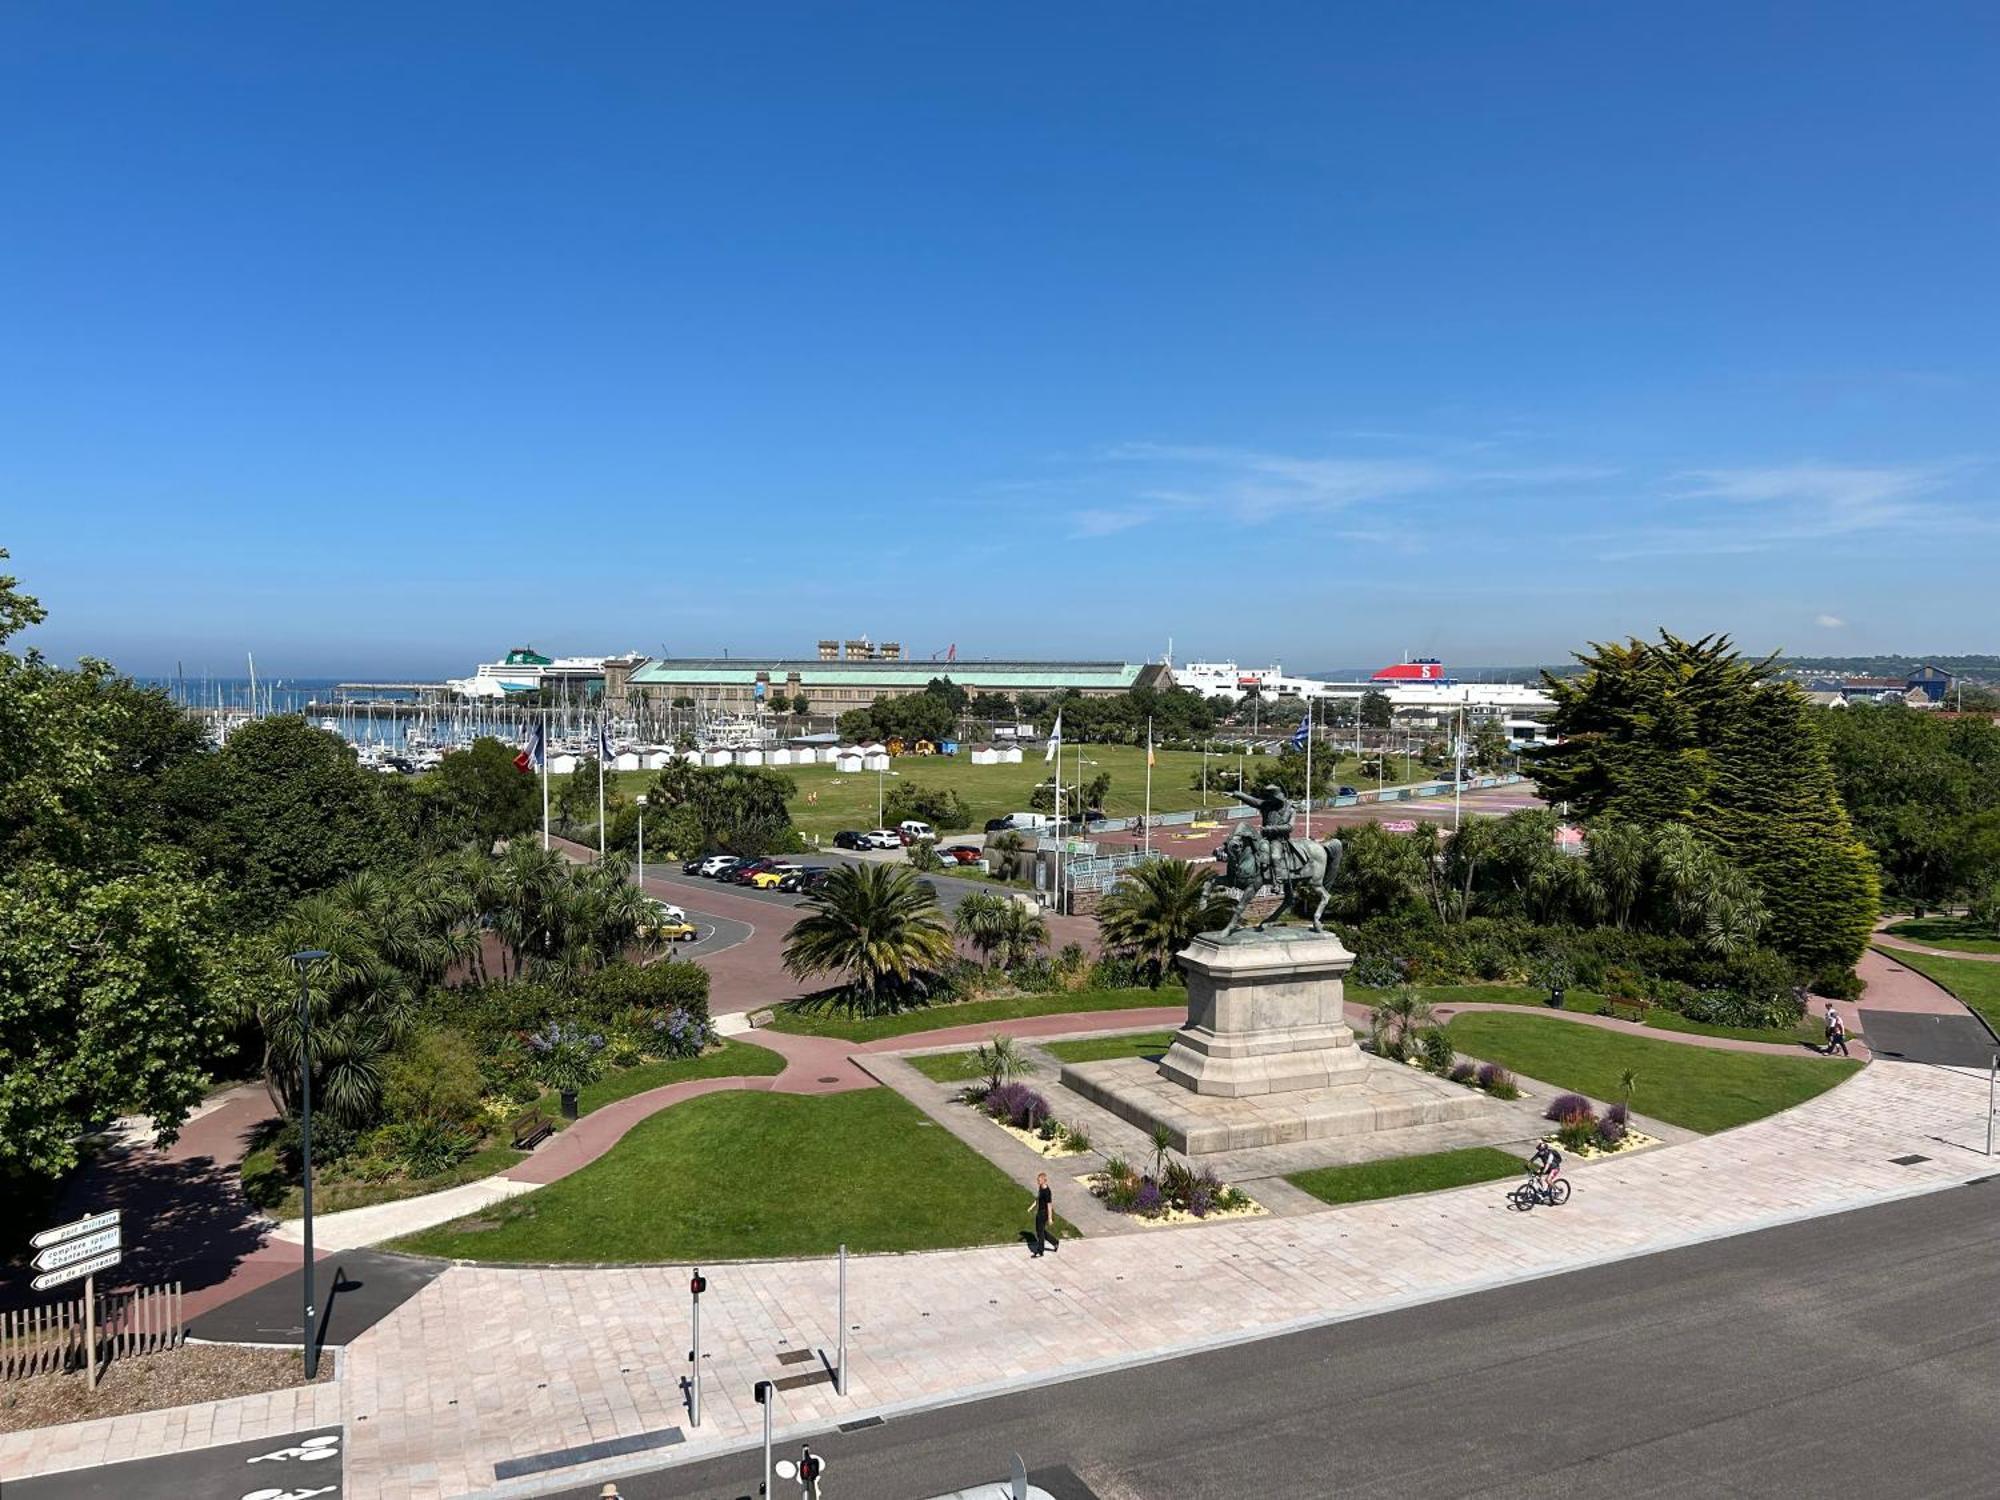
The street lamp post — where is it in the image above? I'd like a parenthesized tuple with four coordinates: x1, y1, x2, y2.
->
(636, 794, 648, 889)
(287, 948, 331, 1379)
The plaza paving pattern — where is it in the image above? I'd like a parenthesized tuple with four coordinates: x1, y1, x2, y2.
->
(6, 1052, 1994, 1497)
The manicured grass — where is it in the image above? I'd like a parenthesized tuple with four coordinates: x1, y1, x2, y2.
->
(905, 1049, 988, 1083)
(1287, 1146, 1525, 1206)
(556, 1038, 786, 1115)
(600, 744, 1367, 841)
(1443, 1012, 1860, 1134)
(244, 1142, 527, 1220)
(1364, 983, 1826, 1046)
(1885, 917, 2000, 955)
(1041, 1030, 1178, 1065)
(1874, 946, 2000, 1035)
(393, 1089, 1049, 1262)
(764, 985, 1180, 1042)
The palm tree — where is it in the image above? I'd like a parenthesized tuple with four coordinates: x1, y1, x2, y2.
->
(991, 900, 1049, 971)
(974, 1034, 1033, 1091)
(986, 829, 1028, 882)
(782, 862, 955, 1016)
(1367, 985, 1437, 1061)
(1096, 857, 1235, 986)
(953, 891, 1011, 965)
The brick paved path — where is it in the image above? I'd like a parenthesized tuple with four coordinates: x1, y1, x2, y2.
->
(1872, 931, 2000, 963)
(8, 1057, 1992, 1495)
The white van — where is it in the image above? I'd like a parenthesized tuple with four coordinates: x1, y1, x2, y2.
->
(1004, 812, 1055, 833)
(897, 820, 937, 842)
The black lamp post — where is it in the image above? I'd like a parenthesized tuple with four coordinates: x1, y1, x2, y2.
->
(288, 948, 331, 1377)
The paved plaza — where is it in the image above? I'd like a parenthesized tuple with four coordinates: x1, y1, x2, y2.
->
(5, 1055, 1993, 1498)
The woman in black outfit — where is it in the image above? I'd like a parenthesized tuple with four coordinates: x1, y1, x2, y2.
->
(1031, 1172, 1058, 1256)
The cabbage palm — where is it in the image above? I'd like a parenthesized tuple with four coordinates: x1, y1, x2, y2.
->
(991, 899, 1049, 970)
(952, 891, 1012, 965)
(782, 863, 955, 1016)
(1096, 857, 1235, 986)
(1367, 985, 1438, 1060)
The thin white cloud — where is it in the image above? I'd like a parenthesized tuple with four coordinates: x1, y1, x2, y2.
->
(1069, 507, 1154, 538)
(1815, 613, 1845, 628)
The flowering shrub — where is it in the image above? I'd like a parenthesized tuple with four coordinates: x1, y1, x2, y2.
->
(983, 1082, 1051, 1131)
(649, 1005, 711, 1061)
(527, 1021, 607, 1093)
(1132, 1179, 1165, 1215)
(1475, 1063, 1520, 1099)
(1448, 1061, 1477, 1085)
(1092, 1154, 1248, 1220)
(1545, 1092, 1593, 1123)
(1596, 1113, 1628, 1147)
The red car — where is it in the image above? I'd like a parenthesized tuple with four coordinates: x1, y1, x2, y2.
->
(939, 845, 984, 865)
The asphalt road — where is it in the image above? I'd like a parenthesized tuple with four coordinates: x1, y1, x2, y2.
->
(187, 1247, 445, 1347)
(9, 1425, 344, 1500)
(542, 1175, 2000, 1500)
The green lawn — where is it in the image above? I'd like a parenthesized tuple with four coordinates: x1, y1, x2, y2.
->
(1041, 1030, 1178, 1065)
(1885, 917, 2000, 955)
(905, 1049, 989, 1083)
(1443, 1011, 1860, 1134)
(1874, 945, 2000, 1035)
(1366, 983, 1826, 1046)
(393, 1089, 1051, 1262)
(1287, 1146, 1525, 1206)
(554, 1038, 786, 1114)
(598, 744, 1367, 841)
(243, 1141, 528, 1220)
(764, 985, 1180, 1042)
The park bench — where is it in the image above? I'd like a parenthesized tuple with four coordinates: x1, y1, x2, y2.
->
(1603, 996, 1650, 1023)
(510, 1108, 555, 1151)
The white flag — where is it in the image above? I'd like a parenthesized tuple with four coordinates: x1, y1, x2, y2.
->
(1044, 710, 1063, 763)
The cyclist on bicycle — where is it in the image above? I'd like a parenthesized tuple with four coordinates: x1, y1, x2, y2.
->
(1530, 1139, 1563, 1194)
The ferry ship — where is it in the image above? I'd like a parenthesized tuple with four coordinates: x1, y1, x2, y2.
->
(446, 646, 613, 700)
(1175, 654, 1553, 713)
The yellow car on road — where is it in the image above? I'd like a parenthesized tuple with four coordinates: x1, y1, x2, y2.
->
(638, 902, 700, 942)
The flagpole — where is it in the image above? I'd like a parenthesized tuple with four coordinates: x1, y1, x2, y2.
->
(596, 715, 607, 860)
(1143, 717, 1153, 857)
(540, 708, 550, 849)
(1303, 698, 1313, 839)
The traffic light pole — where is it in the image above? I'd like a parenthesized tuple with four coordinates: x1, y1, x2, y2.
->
(755, 1380, 774, 1496)
(836, 1243, 847, 1396)
(688, 1267, 706, 1427)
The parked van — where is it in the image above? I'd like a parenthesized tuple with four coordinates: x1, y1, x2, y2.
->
(897, 820, 937, 843)
(1001, 812, 1055, 833)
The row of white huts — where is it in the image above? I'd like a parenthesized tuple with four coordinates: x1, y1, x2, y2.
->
(543, 742, 1027, 777)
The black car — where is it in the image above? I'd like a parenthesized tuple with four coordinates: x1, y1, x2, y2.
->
(681, 857, 708, 875)
(983, 816, 1016, 833)
(833, 830, 870, 850)
(780, 865, 832, 893)
(1337, 785, 1359, 799)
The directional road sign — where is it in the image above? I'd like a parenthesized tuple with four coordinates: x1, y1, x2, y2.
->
(33, 1226, 121, 1274)
(30, 1208, 119, 1250)
(32, 1247, 122, 1292)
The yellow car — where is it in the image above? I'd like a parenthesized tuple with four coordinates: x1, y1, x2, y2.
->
(748, 866, 799, 890)
(646, 916, 699, 943)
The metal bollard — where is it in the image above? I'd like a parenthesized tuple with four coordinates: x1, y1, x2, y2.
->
(688, 1266, 707, 1427)
(755, 1379, 774, 1495)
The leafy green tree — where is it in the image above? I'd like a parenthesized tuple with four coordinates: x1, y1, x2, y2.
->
(791, 694, 811, 718)
(165, 715, 412, 926)
(884, 782, 973, 831)
(782, 863, 955, 1015)
(968, 691, 1016, 721)
(1097, 857, 1235, 985)
(637, 759, 799, 856)
(0, 857, 227, 1179)
(1359, 691, 1392, 729)
(925, 676, 969, 715)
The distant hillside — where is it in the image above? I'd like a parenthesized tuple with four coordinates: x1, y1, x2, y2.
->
(1780, 655, 2000, 681)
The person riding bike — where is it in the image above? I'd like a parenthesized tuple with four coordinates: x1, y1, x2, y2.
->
(1529, 1139, 1563, 1196)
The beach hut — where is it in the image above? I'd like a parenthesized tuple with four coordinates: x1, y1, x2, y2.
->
(549, 753, 578, 776)
(815, 745, 842, 764)
(833, 750, 864, 774)
(680, 749, 703, 765)
(734, 748, 766, 767)
(863, 751, 891, 772)
(968, 744, 1000, 766)
(701, 748, 733, 767)
(614, 751, 642, 772)
(998, 745, 1024, 764)
(645, 750, 671, 770)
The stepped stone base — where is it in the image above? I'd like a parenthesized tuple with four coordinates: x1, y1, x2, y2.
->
(1061, 1054, 1496, 1155)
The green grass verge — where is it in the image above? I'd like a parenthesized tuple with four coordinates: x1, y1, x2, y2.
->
(1443, 1011, 1859, 1134)
(1873, 945, 2000, 1036)
(764, 985, 1179, 1042)
(1041, 1030, 1178, 1065)
(596, 744, 1368, 841)
(244, 1141, 528, 1220)
(1287, 1146, 1525, 1206)
(905, 1049, 988, 1083)
(1884, 917, 2000, 955)
(393, 1089, 1053, 1262)
(553, 1038, 787, 1115)
(1358, 983, 1825, 1046)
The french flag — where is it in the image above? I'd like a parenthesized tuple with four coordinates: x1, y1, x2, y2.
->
(514, 720, 545, 773)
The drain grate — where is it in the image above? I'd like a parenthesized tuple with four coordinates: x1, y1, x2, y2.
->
(775, 1369, 834, 1391)
(839, 1415, 886, 1432)
(776, 1348, 815, 1366)
(1890, 1153, 1931, 1166)
(818, 1075, 841, 1083)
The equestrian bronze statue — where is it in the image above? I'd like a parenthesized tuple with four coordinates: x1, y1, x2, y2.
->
(1215, 783, 1345, 936)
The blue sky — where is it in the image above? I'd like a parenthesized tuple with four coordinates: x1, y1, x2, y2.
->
(3, 3, 1995, 677)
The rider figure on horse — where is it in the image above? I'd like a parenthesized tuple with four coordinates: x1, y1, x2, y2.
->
(1226, 782, 1306, 886)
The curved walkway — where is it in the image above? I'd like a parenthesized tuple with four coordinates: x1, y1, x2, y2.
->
(1873, 931, 2000, 963)
(1411, 1000, 1868, 1059)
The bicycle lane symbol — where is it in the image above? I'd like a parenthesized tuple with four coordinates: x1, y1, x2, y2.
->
(240, 1430, 341, 1500)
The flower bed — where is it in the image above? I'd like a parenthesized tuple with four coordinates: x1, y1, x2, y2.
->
(1543, 1095, 1652, 1156)
(1085, 1155, 1263, 1224)
(967, 1081, 1092, 1156)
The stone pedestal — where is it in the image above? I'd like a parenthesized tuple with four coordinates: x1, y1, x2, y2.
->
(1156, 929, 1367, 1097)
(1058, 926, 1493, 1154)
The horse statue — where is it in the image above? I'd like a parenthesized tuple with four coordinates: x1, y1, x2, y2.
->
(1213, 783, 1345, 936)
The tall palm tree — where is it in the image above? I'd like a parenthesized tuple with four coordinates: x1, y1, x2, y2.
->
(991, 899, 1049, 971)
(986, 829, 1028, 882)
(782, 863, 955, 1016)
(1096, 857, 1235, 986)
(952, 891, 1012, 965)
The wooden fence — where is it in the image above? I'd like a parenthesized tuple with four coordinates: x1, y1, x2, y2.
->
(1, 1280, 184, 1381)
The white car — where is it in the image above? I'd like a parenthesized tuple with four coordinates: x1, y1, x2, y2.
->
(865, 829, 902, 850)
(695, 854, 737, 876)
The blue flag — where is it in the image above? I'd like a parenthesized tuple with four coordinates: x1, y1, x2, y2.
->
(1289, 711, 1310, 751)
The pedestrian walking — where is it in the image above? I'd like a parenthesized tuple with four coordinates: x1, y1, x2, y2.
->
(1826, 1006, 1850, 1057)
(1029, 1171, 1058, 1257)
